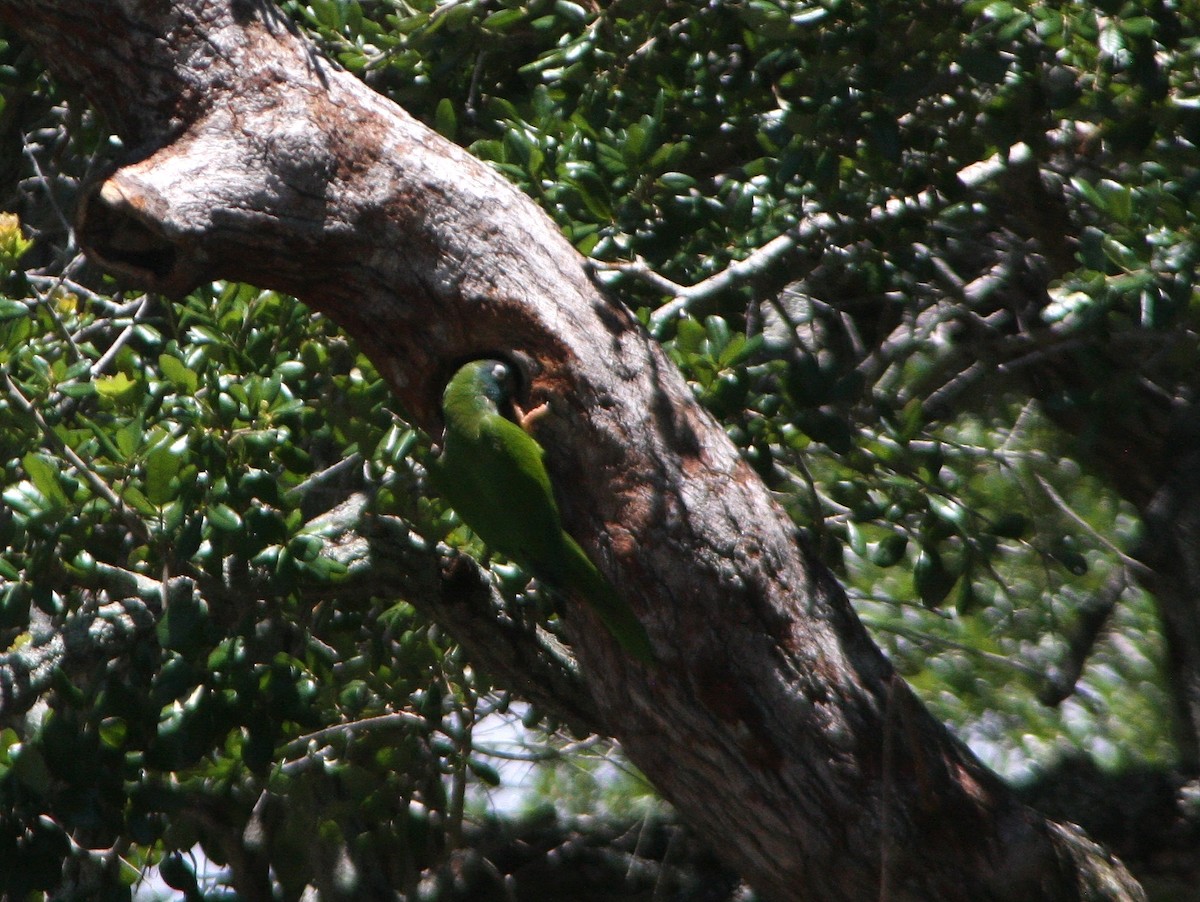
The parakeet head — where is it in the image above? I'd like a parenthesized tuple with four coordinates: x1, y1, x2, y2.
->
(477, 359, 514, 405)
(445, 358, 519, 415)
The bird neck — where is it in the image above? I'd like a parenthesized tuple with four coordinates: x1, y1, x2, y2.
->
(443, 390, 499, 439)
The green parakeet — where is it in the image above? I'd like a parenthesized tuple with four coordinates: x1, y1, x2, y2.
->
(432, 358, 654, 663)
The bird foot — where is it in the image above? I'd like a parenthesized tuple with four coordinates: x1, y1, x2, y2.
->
(515, 401, 550, 432)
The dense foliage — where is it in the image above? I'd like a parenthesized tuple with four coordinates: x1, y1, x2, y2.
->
(2, 0, 1199, 897)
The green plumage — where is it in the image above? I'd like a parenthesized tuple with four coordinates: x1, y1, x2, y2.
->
(432, 359, 654, 662)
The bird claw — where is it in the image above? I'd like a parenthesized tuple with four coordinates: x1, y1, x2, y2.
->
(515, 401, 550, 432)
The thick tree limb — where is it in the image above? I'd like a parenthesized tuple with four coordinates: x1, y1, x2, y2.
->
(312, 494, 602, 734)
(0, 2, 1146, 899)
(0, 579, 162, 720)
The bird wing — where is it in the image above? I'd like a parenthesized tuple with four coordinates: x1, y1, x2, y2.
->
(438, 408, 572, 577)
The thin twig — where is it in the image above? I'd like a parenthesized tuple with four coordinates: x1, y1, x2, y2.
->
(1034, 475, 1151, 578)
(618, 150, 1022, 340)
(647, 231, 800, 335)
(862, 617, 1048, 681)
(26, 280, 85, 363)
(91, 294, 154, 378)
(277, 711, 427, 763)
(21, 130, 76, 244)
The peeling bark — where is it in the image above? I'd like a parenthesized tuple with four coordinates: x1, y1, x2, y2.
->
(0, 1, 1147, 899)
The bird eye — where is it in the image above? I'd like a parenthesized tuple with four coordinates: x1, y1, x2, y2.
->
(490, 362, 509, 382)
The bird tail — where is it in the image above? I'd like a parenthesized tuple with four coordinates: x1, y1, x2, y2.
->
(562, 537, 655, 663)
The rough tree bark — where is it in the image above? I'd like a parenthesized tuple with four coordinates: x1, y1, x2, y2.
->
(0, 2, 1146, 899)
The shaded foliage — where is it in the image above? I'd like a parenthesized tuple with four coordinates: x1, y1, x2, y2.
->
(3, 0, 1200, 897)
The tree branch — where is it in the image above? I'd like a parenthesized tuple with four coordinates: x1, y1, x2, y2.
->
(0, 586, 161, 721)
(0, 2, 1146, 898)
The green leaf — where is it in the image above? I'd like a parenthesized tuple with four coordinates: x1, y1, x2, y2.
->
(435, 98, 457, 141)
(483, 7, 524, 30)
(116, 858, 142, 888)
(437, 1, 477, 32)
(705, 315, 732, 353)
(500, 129, 529, 167)
(0, 584, 28, 630)
(207, 503, 243, 532)
(157, 593, 211, 655)
(467, 758, 502, 786)
(122, 485, 158, 517)
(1099, 23, 1124, 57)
(146, 442, 185, 506)
(1054, 547, 1089, 576)
(554, 0, 587, 23)
(1118, 16, 1155, 37)
(99, 717, 128, 749)
(22, 452, 69, 510)
(955, 580, 980, 616)
(674, 317, 706, 356)
(241, 725, 276, 775)
(846, 521, 866, 556)
(58, 381, 96, 399)
(659, 171, 697, 192)
(719, 333, 765, 369)
(158, 853, 200, 895)
(94, 371, 139, 401)
(914, 547, 956, 608)
(989, 513, 1029, 539)
(299, 555, 349, 582)
(115, 420, 144, 459)
(870, 533, 908, 568)
(159, 354, 199, 394)
(929, 496, 967, 527)
(288, 533, 323, 563)
(568, 170, 613, 220)
(11, 742, 53, 793)
(624, 122, 650, 164)
(792, 5, 828, 26)
(0, 298, 27, 320)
